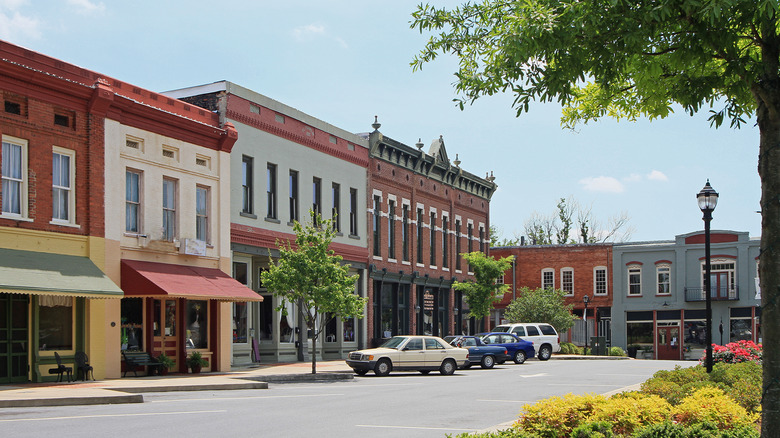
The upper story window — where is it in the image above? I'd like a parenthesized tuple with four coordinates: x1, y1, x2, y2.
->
(331, 183, 340, 232)
(455, 219, 462, 271)
(266, 163, 277, 220)
(162, 178, 177, 241)
(703, 258, 736, 299)
(429, 211, 437, 266)
(542, 268, 555, 290)
(561, 268, 574, 295)
(402, 204, 410, 262)
(594, 266, 608, 295)
(196, 185, 210, 243)
(442, 216, 449, 269)
(126, 169, 142, 233)
(417, 208, 424, 264)
(241, 156, 253, 214)
(467, 223, 474, 254)
(479, 226, 485, 253)
(388, 199, 396, 260)
(372, 195, 382, 257)
(52, 147, 76, 225)
(656, 263, 671, 295)
(1, 136, 27, 218)
(289, 170, 299, 222)
(628, 264, 642, 296)
(312, 177, 322, 222)
(349, 188, 358, 236)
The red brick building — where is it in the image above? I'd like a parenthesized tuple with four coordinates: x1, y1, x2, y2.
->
(490, 244, 614, 346)
(365, 119, 495, 346)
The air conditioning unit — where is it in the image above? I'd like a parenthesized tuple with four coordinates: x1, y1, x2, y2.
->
(181, 238, 207, 256)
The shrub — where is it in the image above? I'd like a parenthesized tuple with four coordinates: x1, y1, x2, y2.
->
(517, 393, 607, 438)
(709, 361, 762, 413)
(451, 428, 539, 438)
(633, 421, 759, 438)
(672, 387, 759, 430)
(608, 346, 626, 357)
(571, 421, 614, 437)
(590, 392, 671, 436)
(640, 365, 713, 405)
(703, 340, 762, 365)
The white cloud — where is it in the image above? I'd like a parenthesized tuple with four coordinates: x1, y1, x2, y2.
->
(67, 0, 105, 13)
(579, 176, 625, 193)
(623, 173, 641, 183)
(0, 10, 40, 40)
(292, 24, 326, 40)
(647, 170, 668, 182)
(0, 0, 27, 9)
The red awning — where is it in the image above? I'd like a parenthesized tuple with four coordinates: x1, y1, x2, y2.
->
(121, 260, 262, 302)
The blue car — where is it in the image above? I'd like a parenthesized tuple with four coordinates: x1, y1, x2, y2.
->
(444, 335, 508, 369)
(479, 332, 535, 364)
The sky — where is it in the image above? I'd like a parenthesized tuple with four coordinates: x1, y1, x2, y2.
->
(0, 0, 762, 242)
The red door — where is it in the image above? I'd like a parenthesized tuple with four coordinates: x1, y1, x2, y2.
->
(657, 326, 680, 360)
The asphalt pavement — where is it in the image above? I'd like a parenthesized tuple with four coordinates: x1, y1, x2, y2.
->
(0, 354, 631, 408)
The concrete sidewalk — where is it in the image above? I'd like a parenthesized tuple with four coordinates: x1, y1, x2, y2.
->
(0, 360, 354, 408)
(0, 355, 628, 408)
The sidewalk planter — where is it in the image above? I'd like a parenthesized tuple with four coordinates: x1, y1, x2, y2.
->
(187, 351, 208, 374)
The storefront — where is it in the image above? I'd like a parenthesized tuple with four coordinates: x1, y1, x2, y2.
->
(120, 260, 262, 374)
(0, 248, 123, 383)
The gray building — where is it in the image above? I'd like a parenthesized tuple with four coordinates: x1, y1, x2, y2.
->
(612, 230, 760, 360)
(166, 81, 369, 364)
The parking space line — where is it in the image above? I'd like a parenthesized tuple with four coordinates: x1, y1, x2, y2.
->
(151, 393, 343, 403)
(477, 399, 533, 403)
(356, 424, 478, 432)
(0, 410, 226, 423)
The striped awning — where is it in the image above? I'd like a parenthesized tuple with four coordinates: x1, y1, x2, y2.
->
(0, 248, 123, 298)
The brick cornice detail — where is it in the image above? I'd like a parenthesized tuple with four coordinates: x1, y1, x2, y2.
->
(226, 109, 369, 167)
(231, 223, 368, 263)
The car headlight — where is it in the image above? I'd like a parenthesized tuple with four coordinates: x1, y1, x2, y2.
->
(366, 355, 374, 361)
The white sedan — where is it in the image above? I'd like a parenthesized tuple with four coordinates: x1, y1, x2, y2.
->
(346, 335, 470, 376)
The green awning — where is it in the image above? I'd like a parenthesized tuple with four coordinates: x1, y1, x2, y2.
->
(0, 248, 123, 298)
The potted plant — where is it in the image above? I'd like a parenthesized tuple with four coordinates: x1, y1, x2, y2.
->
(187, 351, 208, 374)
(156, 353, 175, 375)
(643, 346, 654, 359)
(627, 344, 639, 358)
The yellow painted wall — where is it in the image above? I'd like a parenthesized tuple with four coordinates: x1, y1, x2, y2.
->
(218, 302, 232, 371)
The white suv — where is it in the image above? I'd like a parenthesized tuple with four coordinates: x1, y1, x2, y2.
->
(492, 323, 560, 360)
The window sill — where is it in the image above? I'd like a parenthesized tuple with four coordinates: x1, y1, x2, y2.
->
(455, 270, 462, 274)
(49, 220, 80, 229)
(0, 214, 32, 222)
(335, 232, 343, 237)
(240, 211, 257, 219)
(416, 263, 425, 268)
(264, 217, 281, 224)
(627, 294, 643, 298)
(442, 267, 450, 272)
(401, 261, 411, 266)
(387, 258, 397, 263)
(287, 221, 298, 227)
(429, 265, 438, 270)
(373, 256, 383, 261)
(348, 234, 360, 240)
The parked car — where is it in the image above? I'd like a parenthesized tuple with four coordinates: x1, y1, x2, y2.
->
(479, 332, 535, 364)
(444, 335, 508, 369)
(345, 335, 469, 376)
(491, 323, 561, 360)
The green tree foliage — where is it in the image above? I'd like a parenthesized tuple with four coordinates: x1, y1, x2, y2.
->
(260, 212, 367, 374)
(490, 224, 521, 247)
(504, 287, 577, 333)
(453, 252, 514, 320)
(411, 3, 780, 433)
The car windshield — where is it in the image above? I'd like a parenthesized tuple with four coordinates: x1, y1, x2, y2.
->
(380, 337, 408, 349)
(492, 326, 510, 333)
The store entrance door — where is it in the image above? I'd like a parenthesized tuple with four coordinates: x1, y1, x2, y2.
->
(657, 325, 680, 360)
(152, 299, 178, 371)
(0, 293, 28, 383)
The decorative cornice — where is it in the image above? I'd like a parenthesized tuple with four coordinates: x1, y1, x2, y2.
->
(230, 223, 368, 263)
(226, 109, 369, 168)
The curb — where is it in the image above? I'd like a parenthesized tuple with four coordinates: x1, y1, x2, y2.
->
(119, 381, 269, 393)
(243, 372, 354, 383)
(0, 393, 143, 408)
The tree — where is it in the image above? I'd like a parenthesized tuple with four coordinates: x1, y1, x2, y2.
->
(453, 252, 514, 324)
(260, 213, 367, 374)
(524, 197, 632, 244)
(411, 3, 780, 433)
(504, 287, 578, 334)
(490, 224, 522, 247)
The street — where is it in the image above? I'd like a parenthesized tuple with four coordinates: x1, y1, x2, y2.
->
(0, 359, 692, 438)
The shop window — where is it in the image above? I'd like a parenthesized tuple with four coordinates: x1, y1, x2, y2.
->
(185, 300, 208, 349)
(280, 300, 295, 343)
(325, 314, 337, 342)
(233, 302, 248, 344)
(258, 294, 273, 341)
(121, 298, 143, 350)
(343, 316, 354, 342)
(730, 319, 753, 342)
(38, 296, 72, 351)
(684, 321, 707, 347)
(626, 321, 653, 346)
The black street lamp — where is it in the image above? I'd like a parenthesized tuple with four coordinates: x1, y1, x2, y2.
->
(697, 180, 719, 373)
(583, 294, 590, 355)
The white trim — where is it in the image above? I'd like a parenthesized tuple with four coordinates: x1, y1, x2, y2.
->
(1, 135, 29, 219)
(372, 189, 383, 199)
(655, 263, 671, 296)
(401, 197, 411, 207)
(52, 146, 77, 226)
(454, 214, 462, 222)
(428, 206, 437, 214)
(560, 267, 574, 296)
(593, 266, 608, 296)
(416, 202, 425, 211)
(466, 218, 474, 226)
(541, 268, 555, 290)
(387, 194, 397, 203)
(627, 265, 642, 296)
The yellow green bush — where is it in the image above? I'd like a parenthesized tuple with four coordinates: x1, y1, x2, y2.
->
(589, 392, 671, 435)
(517, 393, 607, 437)
(672, 387, 759, 430)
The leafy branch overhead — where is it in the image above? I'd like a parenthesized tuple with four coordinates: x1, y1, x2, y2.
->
(453, 252, 514, 320)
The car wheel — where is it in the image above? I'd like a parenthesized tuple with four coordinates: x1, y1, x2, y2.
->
(514, 350, 527, 364)
(355, 369, 369, 376)
(480, 355, 495, 369)
(419, 370, 431, 375)
(440, 359, 456, 375)
(374, 358, 392, 376)
(538, 345, 552, 361)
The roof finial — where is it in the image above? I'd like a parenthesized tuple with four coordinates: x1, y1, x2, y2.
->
(371, 116, 381, 132)
(416, 138, 424, 150)
(453, 153, 461, 167)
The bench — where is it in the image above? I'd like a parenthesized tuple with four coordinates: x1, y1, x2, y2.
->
(122, 350, 164, 377)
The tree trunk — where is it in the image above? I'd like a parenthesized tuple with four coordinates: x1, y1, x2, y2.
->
(311, 310, 318, 374)
(757, 78, 780, 438)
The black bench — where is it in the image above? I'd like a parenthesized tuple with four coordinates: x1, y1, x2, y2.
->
(122, 350, 164, 377)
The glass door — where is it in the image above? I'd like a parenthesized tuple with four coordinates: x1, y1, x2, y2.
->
(657, 325, 680, 360)
(152, 299, 178, 371)
(0, 294, 28, 383)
